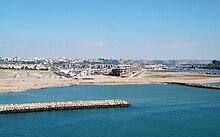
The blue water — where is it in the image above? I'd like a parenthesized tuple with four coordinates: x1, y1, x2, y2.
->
(171, 69, 220, 76)
(211, 82, 220, 86)
(1, 85, 220, 137)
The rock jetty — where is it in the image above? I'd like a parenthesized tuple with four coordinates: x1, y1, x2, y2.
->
(165, 82, 220, 90)
(0, 99, 130, 114)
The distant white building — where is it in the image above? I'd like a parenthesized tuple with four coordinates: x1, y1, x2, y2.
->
(144, 64, 166, 70)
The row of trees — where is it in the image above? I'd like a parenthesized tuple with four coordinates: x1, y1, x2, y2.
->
(207, 60, 220, 70)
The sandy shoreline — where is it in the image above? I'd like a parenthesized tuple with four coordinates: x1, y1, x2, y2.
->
(0, 76, 151, 93)
(1, 69, 220, 93)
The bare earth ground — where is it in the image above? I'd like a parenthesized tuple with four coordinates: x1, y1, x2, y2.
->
(0, 69, 220, 93)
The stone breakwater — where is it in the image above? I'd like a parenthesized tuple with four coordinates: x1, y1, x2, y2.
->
(165, 82, 220, 90)
(0, 100, 130, 114)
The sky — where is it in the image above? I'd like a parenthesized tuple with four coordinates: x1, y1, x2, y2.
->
(0, 0, 220, 59)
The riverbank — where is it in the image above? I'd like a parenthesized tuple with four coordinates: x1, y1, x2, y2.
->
(0, 76, 151, 93)
(1, 69, 220, 93)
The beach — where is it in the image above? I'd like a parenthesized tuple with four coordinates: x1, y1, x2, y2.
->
(1, 69, 220, 93)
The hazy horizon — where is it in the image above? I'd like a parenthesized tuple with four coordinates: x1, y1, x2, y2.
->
(0, 0, 220, 59)
(0, 56, 216, 61)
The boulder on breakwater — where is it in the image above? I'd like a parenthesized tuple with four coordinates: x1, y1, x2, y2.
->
(165, 82, 220, 90)
(0, 99, 130, 114)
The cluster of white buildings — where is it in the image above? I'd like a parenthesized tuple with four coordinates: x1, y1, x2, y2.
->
(143, 64, 167, 70)
(0, 64, 49, 70)
(0, 57, 141, 78)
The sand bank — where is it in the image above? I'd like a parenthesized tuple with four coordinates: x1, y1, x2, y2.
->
(1, 69, 220, 93)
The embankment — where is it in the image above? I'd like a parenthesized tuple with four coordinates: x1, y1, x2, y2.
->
(0, 99, 130, 114)
(165, 82, 220, 90)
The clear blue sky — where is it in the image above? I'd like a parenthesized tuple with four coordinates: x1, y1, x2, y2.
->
(0, 0, 219, 59)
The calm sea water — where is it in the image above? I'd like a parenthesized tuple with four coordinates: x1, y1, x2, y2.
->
(171, 69, 220, 76)
(211, 82, 220, 86)
(1, 85, 220, 137)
